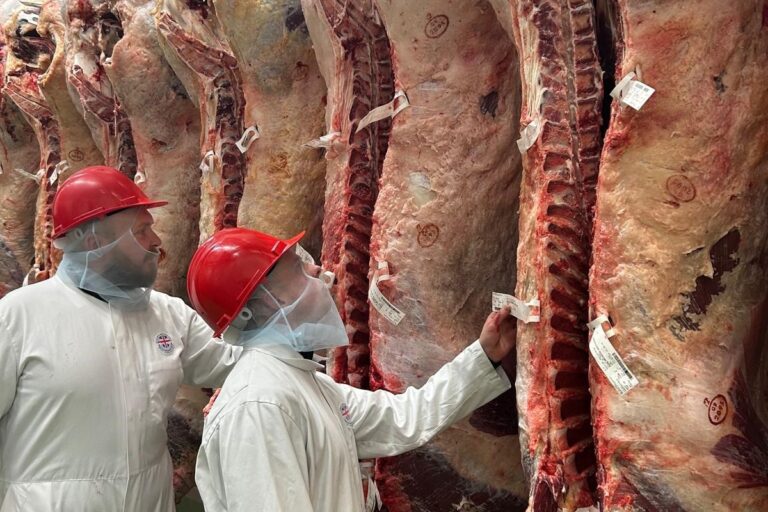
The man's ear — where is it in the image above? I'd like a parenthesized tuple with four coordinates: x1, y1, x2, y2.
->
(82, 231, 101, 251)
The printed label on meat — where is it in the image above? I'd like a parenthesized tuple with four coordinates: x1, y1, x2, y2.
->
(369, 262, 405, 325)
(621, 80, 655, 110)
(589, 325, 639, 396)
(491, 292, 540, 323)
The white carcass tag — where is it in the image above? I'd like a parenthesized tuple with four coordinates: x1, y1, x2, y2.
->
(491, 292, 540, 323)
(134, 169, 147, 185)
(516, 117, 542, 153)
(235, 126, 260, 153)
(610, 72, 655, 111)
(199, 150, 216, 174)
(303, 131, 340, 149)
(18, 10, 39, 26)
(50, 160, 70, 185)
(368, 261, 405, 325)
(360, 461, 382, 512)
(294, 244, 315, 265)
(588, 315, 639, 395)
(356, 90, 410, 133)
(15, 168, 44, 184)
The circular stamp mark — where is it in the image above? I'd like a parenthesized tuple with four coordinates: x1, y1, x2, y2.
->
(416, 223, 439, 248)
(666, 175, 696, 202)
(68, 148, 84, 162)
(425, 14, 449, 39)
(704, 394, 728, 425)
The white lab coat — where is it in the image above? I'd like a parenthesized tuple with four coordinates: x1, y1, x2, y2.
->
(195, 340, 511, 512)
(0, 274, 241, 512)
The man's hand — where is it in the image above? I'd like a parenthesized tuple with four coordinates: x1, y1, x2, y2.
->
(479, 306, 517, 363)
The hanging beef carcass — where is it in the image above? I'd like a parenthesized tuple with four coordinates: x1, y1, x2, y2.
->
(2, 1, 102, 283)
(206, 0, 327, 255)
(300, 0, 394, 390)
(155, 0, 246, 240)
(98, 0, 202, 300)
(589, 1, 768, 510)
(64, 0, 138, 177)
(0, 6, 39, 297)
(356, 0, 526, 509)
(491, 0, 604, 509)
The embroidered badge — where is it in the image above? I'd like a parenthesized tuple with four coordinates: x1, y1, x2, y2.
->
(339, 402, 353, 424)
(155, 333, 174, 354)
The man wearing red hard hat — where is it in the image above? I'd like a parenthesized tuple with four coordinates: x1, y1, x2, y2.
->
(186, 227, 516, 511)
(0, 166, 240, 511)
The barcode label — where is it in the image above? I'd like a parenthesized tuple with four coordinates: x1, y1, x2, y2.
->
(589, 324, 639, 395)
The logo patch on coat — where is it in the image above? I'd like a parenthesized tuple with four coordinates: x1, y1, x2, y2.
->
(155, 333, 174, 354)
(339, 402, 353, 424)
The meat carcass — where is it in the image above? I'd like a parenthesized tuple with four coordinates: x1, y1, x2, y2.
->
(492, 0, 604, 509)
(101, 0, 202, 299)
(365, 0, 526, 509)
(589, 1, 768, 510)
(155, 0, 245, 240)
(0, 13, 39, 296)
(301, 0, 394, 389)
(64, 0, 138, 178)
(207, 0, 327, 254)
(2, 1, 102, 281)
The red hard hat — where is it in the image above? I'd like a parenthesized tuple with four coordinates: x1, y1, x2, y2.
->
(187, 228, 304, 337)
(52, 166, 167, 238)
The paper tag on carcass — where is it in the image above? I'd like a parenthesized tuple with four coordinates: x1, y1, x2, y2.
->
(15, 168, 44, 184)
(368, 261, 405, 325)
(50, 160, 70, 185)
(199, 150, 216, 174)
(587, 314, 616, 338)
(356, 90, 410, 133)
(303, 131, 340, 149)
(588, 318, 639, 395)
(134, 169, 147, 185)
(610, 72, 655, 111)
(18, 11, 39, 26)
(294, 244, 316, 265)
(360, 461, 382, 512)
(491, 292, 540, 323)
(516, 117, 541, 153)
(235, 126, 260, 153)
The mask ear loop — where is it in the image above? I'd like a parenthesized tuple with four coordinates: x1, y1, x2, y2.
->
(80, 223, 99, 289)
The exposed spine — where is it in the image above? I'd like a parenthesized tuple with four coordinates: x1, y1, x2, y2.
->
(319, 0, 394, 389)
(515, 0, 602, 509)
(157, 12, 245, 235)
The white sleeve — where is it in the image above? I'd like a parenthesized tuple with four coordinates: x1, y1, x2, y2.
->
(0, 320, 18, 419)
(180, 309, 242, 387)
(196, 402, 312, 512)
(341, 340, 511, 459)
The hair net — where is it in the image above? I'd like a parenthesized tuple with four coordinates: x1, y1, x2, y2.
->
(224, 251, 348, 352)
(54, 208, 159, 310)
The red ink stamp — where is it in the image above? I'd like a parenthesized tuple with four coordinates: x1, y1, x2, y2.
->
(416, 223, 439, 247)
(666, 175, 696, 202)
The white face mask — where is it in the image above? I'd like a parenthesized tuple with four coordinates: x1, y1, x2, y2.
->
(228, 253, 348, 353)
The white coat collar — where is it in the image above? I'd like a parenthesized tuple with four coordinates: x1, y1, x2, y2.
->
(247, 344, 323, 372)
